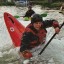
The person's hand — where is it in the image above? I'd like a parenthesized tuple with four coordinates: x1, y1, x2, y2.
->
(55, 27, 60, 33)
(20, 50, 32, 59)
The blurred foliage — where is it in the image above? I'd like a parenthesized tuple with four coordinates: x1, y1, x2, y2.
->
(0, 0, 15, 6)
(0, 2, 15, 6)
(41, 2, 63, 8)
(0, 0, 64, 9)
(28, 0, 64, 9)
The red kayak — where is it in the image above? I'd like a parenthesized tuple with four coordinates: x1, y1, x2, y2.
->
(4, 12, 25, 47)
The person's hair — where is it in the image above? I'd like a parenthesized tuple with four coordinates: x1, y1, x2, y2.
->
(31, 14, 43, 24)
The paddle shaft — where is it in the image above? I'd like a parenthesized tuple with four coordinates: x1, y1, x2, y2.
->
(14, 13, 47, 18)
(39, 22, 64, 55)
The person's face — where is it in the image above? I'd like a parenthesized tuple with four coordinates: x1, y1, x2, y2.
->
(33, 22, 42, 30)
(28, 7, 31, 10)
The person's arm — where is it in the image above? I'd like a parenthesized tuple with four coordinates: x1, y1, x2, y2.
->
(43, 20, 60, 33)
(24, 11, 28, 17)
(43, 20, 59, 28)
(32, 10, 35, 14)
(20, 32, 33, 59)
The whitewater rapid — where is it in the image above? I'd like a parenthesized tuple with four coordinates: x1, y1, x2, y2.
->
(0, 6, 64, 64)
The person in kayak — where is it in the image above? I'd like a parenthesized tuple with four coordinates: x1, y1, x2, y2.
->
(24, 5, 35, 18)
(20, 14, 60, 59)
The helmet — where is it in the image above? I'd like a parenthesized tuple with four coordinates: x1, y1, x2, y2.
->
(31, 14, 43, 24)
(28, 5, 32, 9)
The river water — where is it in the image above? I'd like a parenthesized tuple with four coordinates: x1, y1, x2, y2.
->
(0, 6, 64, 64)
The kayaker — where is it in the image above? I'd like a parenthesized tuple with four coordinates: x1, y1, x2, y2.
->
(20, 14, 60, 59)
(24, 5, 35, 18)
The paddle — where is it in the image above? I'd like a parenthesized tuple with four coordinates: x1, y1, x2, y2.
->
(39, 22, 64, 55)
(14, 15, 23, 18)
(40, 13, 47, 17)
(14, 13, 47, 18)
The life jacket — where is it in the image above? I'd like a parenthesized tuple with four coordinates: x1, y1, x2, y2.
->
(24, 23, 47, 48)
